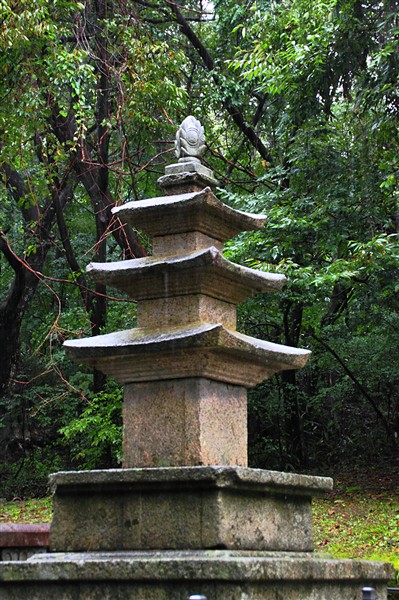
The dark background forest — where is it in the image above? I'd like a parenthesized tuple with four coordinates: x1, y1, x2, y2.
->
(0, 0, 398, 496)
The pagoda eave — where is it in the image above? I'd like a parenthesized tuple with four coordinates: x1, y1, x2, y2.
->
(112, 188, 266, 241)
(86, 247, 286, 304)
(64, 324, 310, 387)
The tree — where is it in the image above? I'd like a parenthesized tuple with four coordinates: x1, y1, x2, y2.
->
(0, 0, 187, 485)
(223, 0, 399, 467)
(0, 0, 190, 393)
(151, 0, 399, 467)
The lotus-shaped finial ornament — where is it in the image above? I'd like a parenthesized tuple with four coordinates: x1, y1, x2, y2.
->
(175, 116, 206, 162)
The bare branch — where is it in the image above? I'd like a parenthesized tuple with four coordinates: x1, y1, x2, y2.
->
(310, 331, 396, 446)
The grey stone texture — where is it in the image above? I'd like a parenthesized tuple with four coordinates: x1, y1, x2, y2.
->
(165, 161, 214, 178)
(0, 551, 393, 599)
(0, 524, 50, 562)
(64, 178, 310, 469)
(112, 188, 266, 243)
(174, 116, 206, 161)
(152, 231, 223, 256)
(86, 247, 286, 305)
(49, 467, 332, 552)
(122, 379, 247, 467)
(137, 295, 237, 329)
(0, 548, 47, 562)
(65, 179, 310, 470)
(64, 323, 310, 388)
(157, 170, 220, 194)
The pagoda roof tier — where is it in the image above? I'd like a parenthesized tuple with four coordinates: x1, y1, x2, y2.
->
(112, 187, 266, 242)
(64, 323, 310, 388)
(86, 247, 285, 304)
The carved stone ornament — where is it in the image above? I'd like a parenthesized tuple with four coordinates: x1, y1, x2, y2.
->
(175, 116, 206, 162)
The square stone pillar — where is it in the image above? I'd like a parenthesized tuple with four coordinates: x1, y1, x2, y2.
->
(122, 378, 247, 467)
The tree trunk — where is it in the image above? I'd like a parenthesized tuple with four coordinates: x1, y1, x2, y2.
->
(0, 287, 26, 397)
(280, 297, 306, 469)
(0, 170, 71, 398)
(0, 245, 49, 402)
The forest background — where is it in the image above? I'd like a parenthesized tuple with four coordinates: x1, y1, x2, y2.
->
(0, 0, 398, 497)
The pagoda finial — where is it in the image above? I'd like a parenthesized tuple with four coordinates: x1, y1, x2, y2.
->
(157, 115, 218, 194)
(175, 116, 206, 163)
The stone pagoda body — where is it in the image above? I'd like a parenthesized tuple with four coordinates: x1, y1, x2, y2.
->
(0, 116, 392, 598)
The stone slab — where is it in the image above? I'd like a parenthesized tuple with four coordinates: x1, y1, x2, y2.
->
(86, 247, 286, 305)
(164, 161, 215, 179)
(122, 378, 247, 467)
(64, 323, 311, 387)
(0, 550, 393, 599)
(112, 188, 266, 242)
(1, 548, 48, 562)
(49, 467, 332, 552)
(0, 524, 50, 562)
(157, 171, 219, 194)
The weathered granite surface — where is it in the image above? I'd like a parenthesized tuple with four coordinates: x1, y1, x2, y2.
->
(0, 550, 393, 599)
(157, 170, 220, 194)
(165, 161, 215, 179)
(152, 230, 223, 255)
(112, 188, 266, 242)
(86, 247, 286, 304)
(123, 379, 247, 467)
(64, 323, 311, 386)
(0, 526, 50, 550)
(155, 116, 221, 194)
(174, 116, 206, 161)
(48, 465, 334, 493)
(49, 467, 332, 552)
(137, 295, 237, 329)
(67, 169, 306, 474)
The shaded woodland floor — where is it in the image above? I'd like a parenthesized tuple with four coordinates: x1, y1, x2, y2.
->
(312, 467, 399, 581)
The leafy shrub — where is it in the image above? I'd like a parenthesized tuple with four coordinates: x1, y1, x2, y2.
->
(60, 380, 123, 470)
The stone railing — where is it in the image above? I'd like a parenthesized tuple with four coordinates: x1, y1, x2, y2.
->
(0, 524, 50, 561)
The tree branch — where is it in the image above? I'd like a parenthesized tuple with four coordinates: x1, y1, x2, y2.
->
(49, 105, 146, 259)
(310, 332, 395, 444)
(1, 163, 40, 225)
(51, 182, 93, 310)
(0, 234, 23, 273)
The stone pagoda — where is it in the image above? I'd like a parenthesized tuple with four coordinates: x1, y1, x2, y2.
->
(0, 116, 392, 599)
(64, 114, 311, 472)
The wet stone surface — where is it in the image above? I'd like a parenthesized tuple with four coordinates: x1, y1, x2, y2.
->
(0, 550, 393, 599)
(48, 467, 332, 553)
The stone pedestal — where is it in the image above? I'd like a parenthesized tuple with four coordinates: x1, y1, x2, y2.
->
(0, 551, 392, 600)
(2, 467, 393, 599)
(49, 467, 331, 552)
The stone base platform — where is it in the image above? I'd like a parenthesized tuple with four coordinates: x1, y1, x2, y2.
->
(49, 467, 333, 552)
(0, 550, 393, 599)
